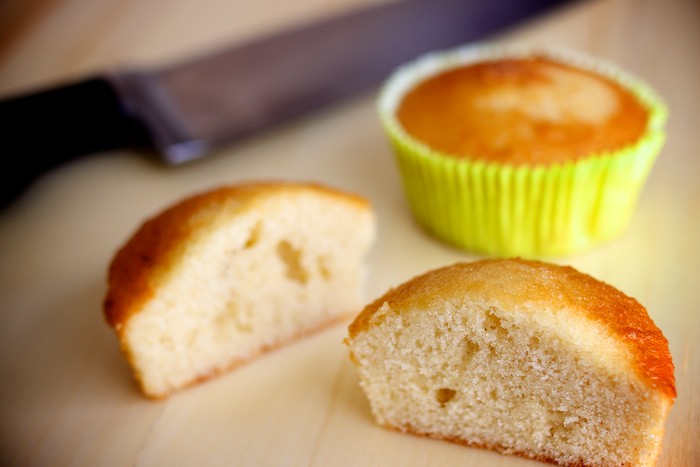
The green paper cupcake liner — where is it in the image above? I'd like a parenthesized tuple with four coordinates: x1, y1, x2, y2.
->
(378, 44, 668, 257)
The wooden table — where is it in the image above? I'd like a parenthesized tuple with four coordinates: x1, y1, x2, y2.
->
(1, 0, 698, 465)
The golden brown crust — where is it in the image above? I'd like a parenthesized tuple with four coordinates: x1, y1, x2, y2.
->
(349, 258, 676, 399)
(396, 57, 649, 165)
(104, 181, 371, 335)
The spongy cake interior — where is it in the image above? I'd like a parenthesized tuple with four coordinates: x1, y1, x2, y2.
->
(349, 297, 669, 466)
(122, 192, 373, 397)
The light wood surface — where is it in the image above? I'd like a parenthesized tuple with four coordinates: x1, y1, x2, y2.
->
(1, 0, 698, 465)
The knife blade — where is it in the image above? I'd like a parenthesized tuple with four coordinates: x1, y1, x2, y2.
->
(0, 0, 570, 207)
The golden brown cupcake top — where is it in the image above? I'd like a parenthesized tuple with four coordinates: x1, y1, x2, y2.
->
(396, 57, 649, 165)
(349, 258, 675, 399)
(104, 181, 372, 334)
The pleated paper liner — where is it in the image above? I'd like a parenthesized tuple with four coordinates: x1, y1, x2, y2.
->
(378, 44, 668, 257)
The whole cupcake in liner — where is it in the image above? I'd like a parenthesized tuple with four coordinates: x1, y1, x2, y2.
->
(378, 43, 667, 257)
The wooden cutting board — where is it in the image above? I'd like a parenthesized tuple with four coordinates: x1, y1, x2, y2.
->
(0, 0, 698, 465)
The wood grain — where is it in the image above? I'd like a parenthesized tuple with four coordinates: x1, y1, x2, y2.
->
(0, 0, 698, 465)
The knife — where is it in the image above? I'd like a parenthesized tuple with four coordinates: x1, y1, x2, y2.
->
(0, 0, 569, 207)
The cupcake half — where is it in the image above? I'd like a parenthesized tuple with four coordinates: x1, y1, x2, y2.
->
(378, 44, 667, 257)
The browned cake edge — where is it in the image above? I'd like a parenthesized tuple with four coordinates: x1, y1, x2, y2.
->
(103, 181, 371, 336)
(348, 258, 676, 400)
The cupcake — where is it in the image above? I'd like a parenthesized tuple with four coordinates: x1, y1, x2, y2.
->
(378, 44, 667, 256)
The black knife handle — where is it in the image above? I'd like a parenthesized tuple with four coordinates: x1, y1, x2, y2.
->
(0, 77, 149, 208)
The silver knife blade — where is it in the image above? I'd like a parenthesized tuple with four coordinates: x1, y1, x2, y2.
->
(0, 0, 570, 208)
(108, 0, 570, 164)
